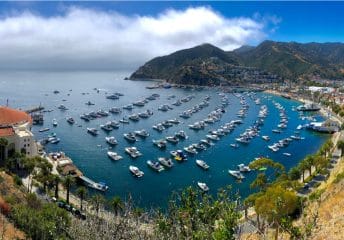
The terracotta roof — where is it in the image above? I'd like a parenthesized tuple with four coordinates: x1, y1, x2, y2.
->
(0, 127, 14, 137)
(0, 107, 32, 126)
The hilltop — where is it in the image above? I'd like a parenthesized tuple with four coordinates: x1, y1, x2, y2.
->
(130, 41, 344, 85)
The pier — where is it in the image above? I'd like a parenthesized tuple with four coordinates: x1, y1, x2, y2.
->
(25, 106, 45, 114)
(78, 175, 108, 192)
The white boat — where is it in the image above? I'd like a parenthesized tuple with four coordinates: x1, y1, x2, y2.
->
(147, 160, 164, 172)
(166, 136, 179, 144)
(268, 144, 279, 152)
(128, 114, 140, 121)
(262, 135, 270, 141)
(175, 130, 188, 139)
(125, 147, 142, 158)
(58, 104, 68, 110)
(105, 136, 118, 145)
(283, 152, 292, 157)
(184, 146, 198, 155)
(87, 128, 98, 136)
(238, 164, 251, 172)
(152, 124, 165, 132)
(228, 170, 245, 180)
(50, 138, 60, 144)
(123, 132, 137, 142)
(97, 109, 109, 116)
(230, 143, 239, 148)
(109, 120, 119, 129)
(100, 124, 113, 132)
(120, 118, 130, 124)
(123, 104, 134, 110)
(196, 160, 209, 170)
(170, 150, 187, 161)
(206, 134, 219, 141)
(109, 107, 121, 114)
(107, 151, 123, 161)
(129, 165, 144, 177)
(134, 129, 150, 138)
(52, 119, 58, 126)
(197, 182, 209, 192)
(153, 139, 167, 149)
(200, 139, 214, 146)
(158, 157, 174, 168)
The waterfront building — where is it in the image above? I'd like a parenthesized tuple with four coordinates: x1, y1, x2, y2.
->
(0, 106, 38, 161)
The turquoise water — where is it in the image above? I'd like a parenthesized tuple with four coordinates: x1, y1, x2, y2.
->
(0, 71, 329, 208)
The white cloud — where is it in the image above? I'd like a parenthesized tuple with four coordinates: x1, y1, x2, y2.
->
(0, 6, 278, 70)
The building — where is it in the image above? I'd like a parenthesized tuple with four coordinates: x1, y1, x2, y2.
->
(0, 106, 38, 161)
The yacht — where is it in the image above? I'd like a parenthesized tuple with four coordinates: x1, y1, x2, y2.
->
(228, 170, 245, 180)
(106, 94, 120, 100)
(197, 182, 209, 192)
(58, 104, 68, 110)
(152, 124, 165, 132)
(158, 157, 174, 168)
(138, 112, 149, 118)
(100, 124, 113, 132)
(230, 143, 239, 148)
(109, 107, 121, 114)
(196, 160, 209, 170)
(175, 130, 188, 139)
(128, 114, 140, 121)
(147, 160, 164, 172)
(87, 128, 98, 136)
(123, 104, 134, 110)
(123, 132, 137, 142)
(134, 129, 150, 138)
(200, 139, 214, 146)
(262, 135, 270, 141)
(50, 138, 60, 144)
(105, 136, 118, 146)
(184, 146, 198, 155)
(290, 135, 302, 140)
(85, 101, 95, 106)
(39, 127, 50, 133)
(129, 165, 144, 178)
(238, 164, 251, 172)
(283, 152, 292, 157)
(133, 100, 145, 107)
(125, 147, 142, 158)
(80, 114, 91, 121)
(170, 150, 187, 161)
(272, 129, 282, 133)
(52, 119, 58, 126)
(192, 143, 206, 151)
(120, 118, 130, 124)
(268, 144, 279, 152)
(97, 109, 109, 117)
(162, 121, 173, 128)
(107, 151, 123, 161)
(206, 134, 220, 141)
(166, 136, 179, 144)
(168, 118, 180, 124)
(109, 120, 119, 129)
(153, 139, 167, 149)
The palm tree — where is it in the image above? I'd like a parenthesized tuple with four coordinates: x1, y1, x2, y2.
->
(76, 187, 87, 211)
(90, 194, 105, 216)
(0, 138, 8, 161)
(63, 175, 75, 204)
(53, 175, 61, 199)
(109, 196, 124, 216)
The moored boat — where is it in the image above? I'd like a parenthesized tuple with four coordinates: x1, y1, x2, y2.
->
(197, 182, 209, 192)
(129, 165, 144, 177)
(147, 160, 164, 172)
(158, 157, 174, 168)
(107, 151, 123, 161)
(228, 170, 245, 180)
(196, 160, 209, 170)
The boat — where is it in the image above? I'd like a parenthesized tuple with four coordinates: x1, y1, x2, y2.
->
(166, 136, 179, 144)
(158, 157, 174, 168)
(107, 151, 123, 161)
(200, 139, 214, 146)
(120, 118, 129, 124)
(85, 101, 95, 105)
(109, 107, 121, 114)
(170, 150, 187, 161)
(67, 117, 75, 124)
(97, 109, 109, 116)
(268, 144, 279, 152)
(87, 128, 98, 136)
(128, 114, 140, 121)
(39, 128, 50, 132)
(129, 165, 144, 177)
(228, 170, 245, 180)
(58, 104, 68, 110)
(125, 147, 142, 158)
(206, 134, 219, 141)
(106, 94, 120, 100)
(168, 118, 180, 124)
(152, 124, 165, 132)
(272, 129, 282, 133)
(192, 143, 206, 151)
(262, 135, 270, 141)
(108, 120, 119, 129)
(283, 152, 292, 157)
(197, 182, 209, 192)
(105, 136, 118, 145)
(147, 160, 164, 172)
(230, 143, 239, 148)
(134, 129, 150, 138)
(80, 114, 91, 121)
(306, 120, 340, 133)
(123, 104, 134, 110)
(50, 138, 60, 144)
(93, 182, 109, 191)
(133, 100, 145, 107)
(238, 164, 251, 172)
(100, 124, 113, 132)
(196, 160, 209, 170)
(153, 139, 167, 149)
(175, 130, 188, 139)
(184, 146, 198, 155)
(290, 135, 302, 140)
(52, 119, 58, 126)
(123, 132, 137, 142)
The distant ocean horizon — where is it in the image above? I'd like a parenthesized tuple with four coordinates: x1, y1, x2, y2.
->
(0, 71, 330, 208)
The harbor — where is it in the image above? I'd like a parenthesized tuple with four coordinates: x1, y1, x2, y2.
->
(0, 71, 332, 207)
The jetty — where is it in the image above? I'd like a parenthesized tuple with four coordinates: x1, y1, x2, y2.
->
(24, 106, 45, 114)
(78, 175, 109, 191)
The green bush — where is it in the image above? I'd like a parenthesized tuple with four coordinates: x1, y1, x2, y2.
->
(13, 174, 22, 186)
(333, 171, 344, 184)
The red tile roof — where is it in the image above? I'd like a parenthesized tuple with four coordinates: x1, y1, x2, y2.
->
(0, 127, 14, 137)
(0, 107, 32, 126)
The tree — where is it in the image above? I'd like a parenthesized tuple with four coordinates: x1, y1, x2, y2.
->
(90, 194, 105, 216)
(288, 167, 301, 181)
(52, 175, 60, 199)
(76, 187, 87, 211)
(0, 138, 8, 162)
(249, 158, 285, 177)
(62, 175, 75, 204)
(250, 173, 268, 191)
(254, 184, 298, 240)
(337, 140, 344, 157)
(109, 196, 124, 216)
(298, 160, 308, 182)
(304, 155, 315, 176)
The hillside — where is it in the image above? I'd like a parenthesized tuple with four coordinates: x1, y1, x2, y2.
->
(130, 41, 344, 85)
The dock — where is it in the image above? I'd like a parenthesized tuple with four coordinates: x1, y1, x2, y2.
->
(78, 175, 108, 192)
(24, 106, 45, 114)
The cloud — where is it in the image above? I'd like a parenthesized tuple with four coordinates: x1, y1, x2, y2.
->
(0, 6, 278, 71)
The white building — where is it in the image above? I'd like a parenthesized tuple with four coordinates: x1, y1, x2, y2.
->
(0, 106, 38, 161)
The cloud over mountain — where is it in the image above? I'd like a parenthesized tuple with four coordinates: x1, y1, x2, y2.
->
(0, 6, 278, 70)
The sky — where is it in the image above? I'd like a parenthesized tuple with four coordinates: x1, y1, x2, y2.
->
(0, 1, 343, 71)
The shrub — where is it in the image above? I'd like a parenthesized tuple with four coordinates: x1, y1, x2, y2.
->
(13, 174, 22, 186)
(0, 198, 11, 215)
